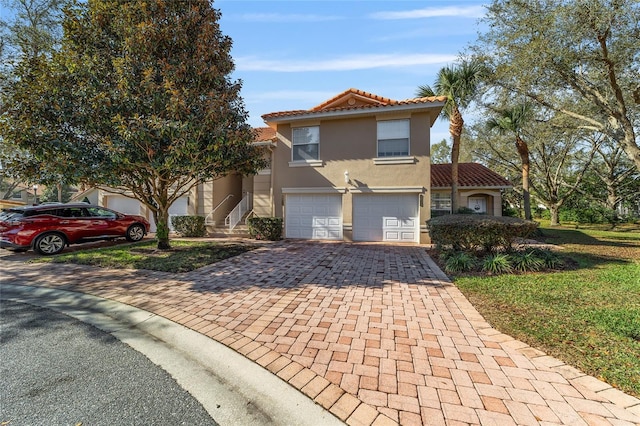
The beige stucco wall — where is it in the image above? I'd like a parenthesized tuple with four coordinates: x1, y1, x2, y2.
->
(431, 189, 503, 217)
(460, 190, 503, 216)
(196, 175, 243, 225)
(268, 112, 435, 243)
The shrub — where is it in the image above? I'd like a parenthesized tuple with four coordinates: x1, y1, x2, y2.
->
(171, 215, 207, 237)
(529, 248, 564, 269)
(247, 216, 283, 241)
(502, 205, 519, 217)
(444, 252, 477, 273)
(482, 253, 512, 274)
(427, 214, 538, 253)
(510, 250, 544, 272)
(438, 249, 455, 263)
(456, 206, 476, 214)
(560, 202, 616, 224)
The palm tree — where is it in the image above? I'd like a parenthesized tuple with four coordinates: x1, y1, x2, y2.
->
(486, 103, 534, 220)
(417, 60, 484, 212)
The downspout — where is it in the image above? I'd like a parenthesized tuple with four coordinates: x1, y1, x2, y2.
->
(270, 146, 275, 216)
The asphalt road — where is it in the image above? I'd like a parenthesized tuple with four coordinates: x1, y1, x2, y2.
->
(0, 299, 218, 426)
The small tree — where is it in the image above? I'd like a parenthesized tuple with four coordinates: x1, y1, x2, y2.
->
(1, 0, 266, 249)
(486, 103, 534, 220)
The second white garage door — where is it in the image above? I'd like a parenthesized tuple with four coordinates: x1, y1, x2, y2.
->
(106, 195, 143, 217)
(353, 194, 419, 242)
(285, 194, 342, 240)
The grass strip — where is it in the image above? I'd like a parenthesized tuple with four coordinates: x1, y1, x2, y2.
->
(32, 240, 257, 273)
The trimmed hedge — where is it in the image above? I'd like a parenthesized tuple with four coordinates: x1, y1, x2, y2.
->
(171, 215, 206, 237)
(247, 217, 283, 241)
(427, 214, 538, 252)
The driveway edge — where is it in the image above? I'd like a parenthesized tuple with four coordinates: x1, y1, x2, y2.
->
(1, 284, 348, 426)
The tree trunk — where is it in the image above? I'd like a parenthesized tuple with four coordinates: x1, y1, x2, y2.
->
(549, 205, 560, 226)
(449, 107, 464, 213)
(1, 181, 20, 199)
(57, 183, 62, 203)
(155, 207, 171, 250)
(516, 136, 532, 220)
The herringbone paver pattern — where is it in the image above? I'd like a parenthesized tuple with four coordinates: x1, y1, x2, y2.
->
(1, 240, 639, 425)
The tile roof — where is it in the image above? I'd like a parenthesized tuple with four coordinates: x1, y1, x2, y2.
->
(253, 126, 276, 142)
(431, 163, 512, 188)
(262, 88, 447, 121)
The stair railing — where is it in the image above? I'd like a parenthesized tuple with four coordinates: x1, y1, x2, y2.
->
(225, 192, 252, 230)
(204, 194, 234, 225)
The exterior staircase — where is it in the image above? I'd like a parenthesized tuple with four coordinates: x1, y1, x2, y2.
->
(206, 193, 253, 238)
(207, 223, 250, 238)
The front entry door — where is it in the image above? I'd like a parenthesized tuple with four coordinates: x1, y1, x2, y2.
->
(468, 197, 487, 214)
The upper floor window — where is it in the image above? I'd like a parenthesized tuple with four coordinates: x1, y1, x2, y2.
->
(377, 119, 409, 157)
(292, 126, 319, 162)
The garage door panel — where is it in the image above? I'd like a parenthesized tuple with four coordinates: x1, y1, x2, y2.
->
(353, 194, 419, 242)
(285, 194, 342, 240)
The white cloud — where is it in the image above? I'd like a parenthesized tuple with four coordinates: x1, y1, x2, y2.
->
(370, 6, 485, 20)
(236, 53, 458, 72)
(228, 13, 343, 22)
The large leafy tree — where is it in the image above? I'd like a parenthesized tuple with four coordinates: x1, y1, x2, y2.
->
(476, 0, 640, 171)
(528, 125, 599, 226)
(581, 138, 640, 217)
(417, 60, 484, 211)
(1, 0, 265, 249)
(0, 0, 68, 191)
(469, 108, 598, 225)
(0, 0, 65, 61)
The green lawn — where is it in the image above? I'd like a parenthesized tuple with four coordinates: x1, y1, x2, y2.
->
(33, 240, 257, 273)
(454, 224, 640, 398)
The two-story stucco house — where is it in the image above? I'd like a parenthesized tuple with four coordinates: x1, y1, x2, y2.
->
(68, 89, 511, 242)
(247, 88, 447, 244)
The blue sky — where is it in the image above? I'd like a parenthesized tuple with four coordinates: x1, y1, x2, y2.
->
(217, 0, 488, 142)
(0, 0, 489, 143)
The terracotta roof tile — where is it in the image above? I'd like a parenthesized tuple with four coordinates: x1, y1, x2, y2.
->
(253, 127, 276, 142)
(431, 163, 512, 188)
(311, 88, 395, 111)
(261, 88, 446, 121)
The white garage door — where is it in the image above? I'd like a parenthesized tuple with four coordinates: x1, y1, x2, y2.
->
(106, 196, 142, 216)
(106, 195, 188, 232)
(353, 194, 419, 242)
(285, 194, 342, 240)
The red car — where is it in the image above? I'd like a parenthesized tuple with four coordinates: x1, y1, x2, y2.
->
(0, 203, 150, 255)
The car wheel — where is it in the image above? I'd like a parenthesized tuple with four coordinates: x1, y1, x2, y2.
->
(126, 224, 145, 242)
(34, 233, 66, 255)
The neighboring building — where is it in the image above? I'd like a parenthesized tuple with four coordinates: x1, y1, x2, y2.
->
(0, 199, 27, 209)
(254, 88, 447, 243)
(430, 163, 513, 217)
(2, 182, 42, 206)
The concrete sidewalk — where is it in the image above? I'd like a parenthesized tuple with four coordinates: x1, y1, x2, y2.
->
(1, 241, 639, 425)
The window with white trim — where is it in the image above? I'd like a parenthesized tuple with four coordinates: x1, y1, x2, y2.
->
(292, 126, 319, 161)
(431, 193, 451, 216)
(377, 119, 409, 157)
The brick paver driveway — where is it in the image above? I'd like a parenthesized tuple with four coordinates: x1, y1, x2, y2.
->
(1, 241, 639, 425)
